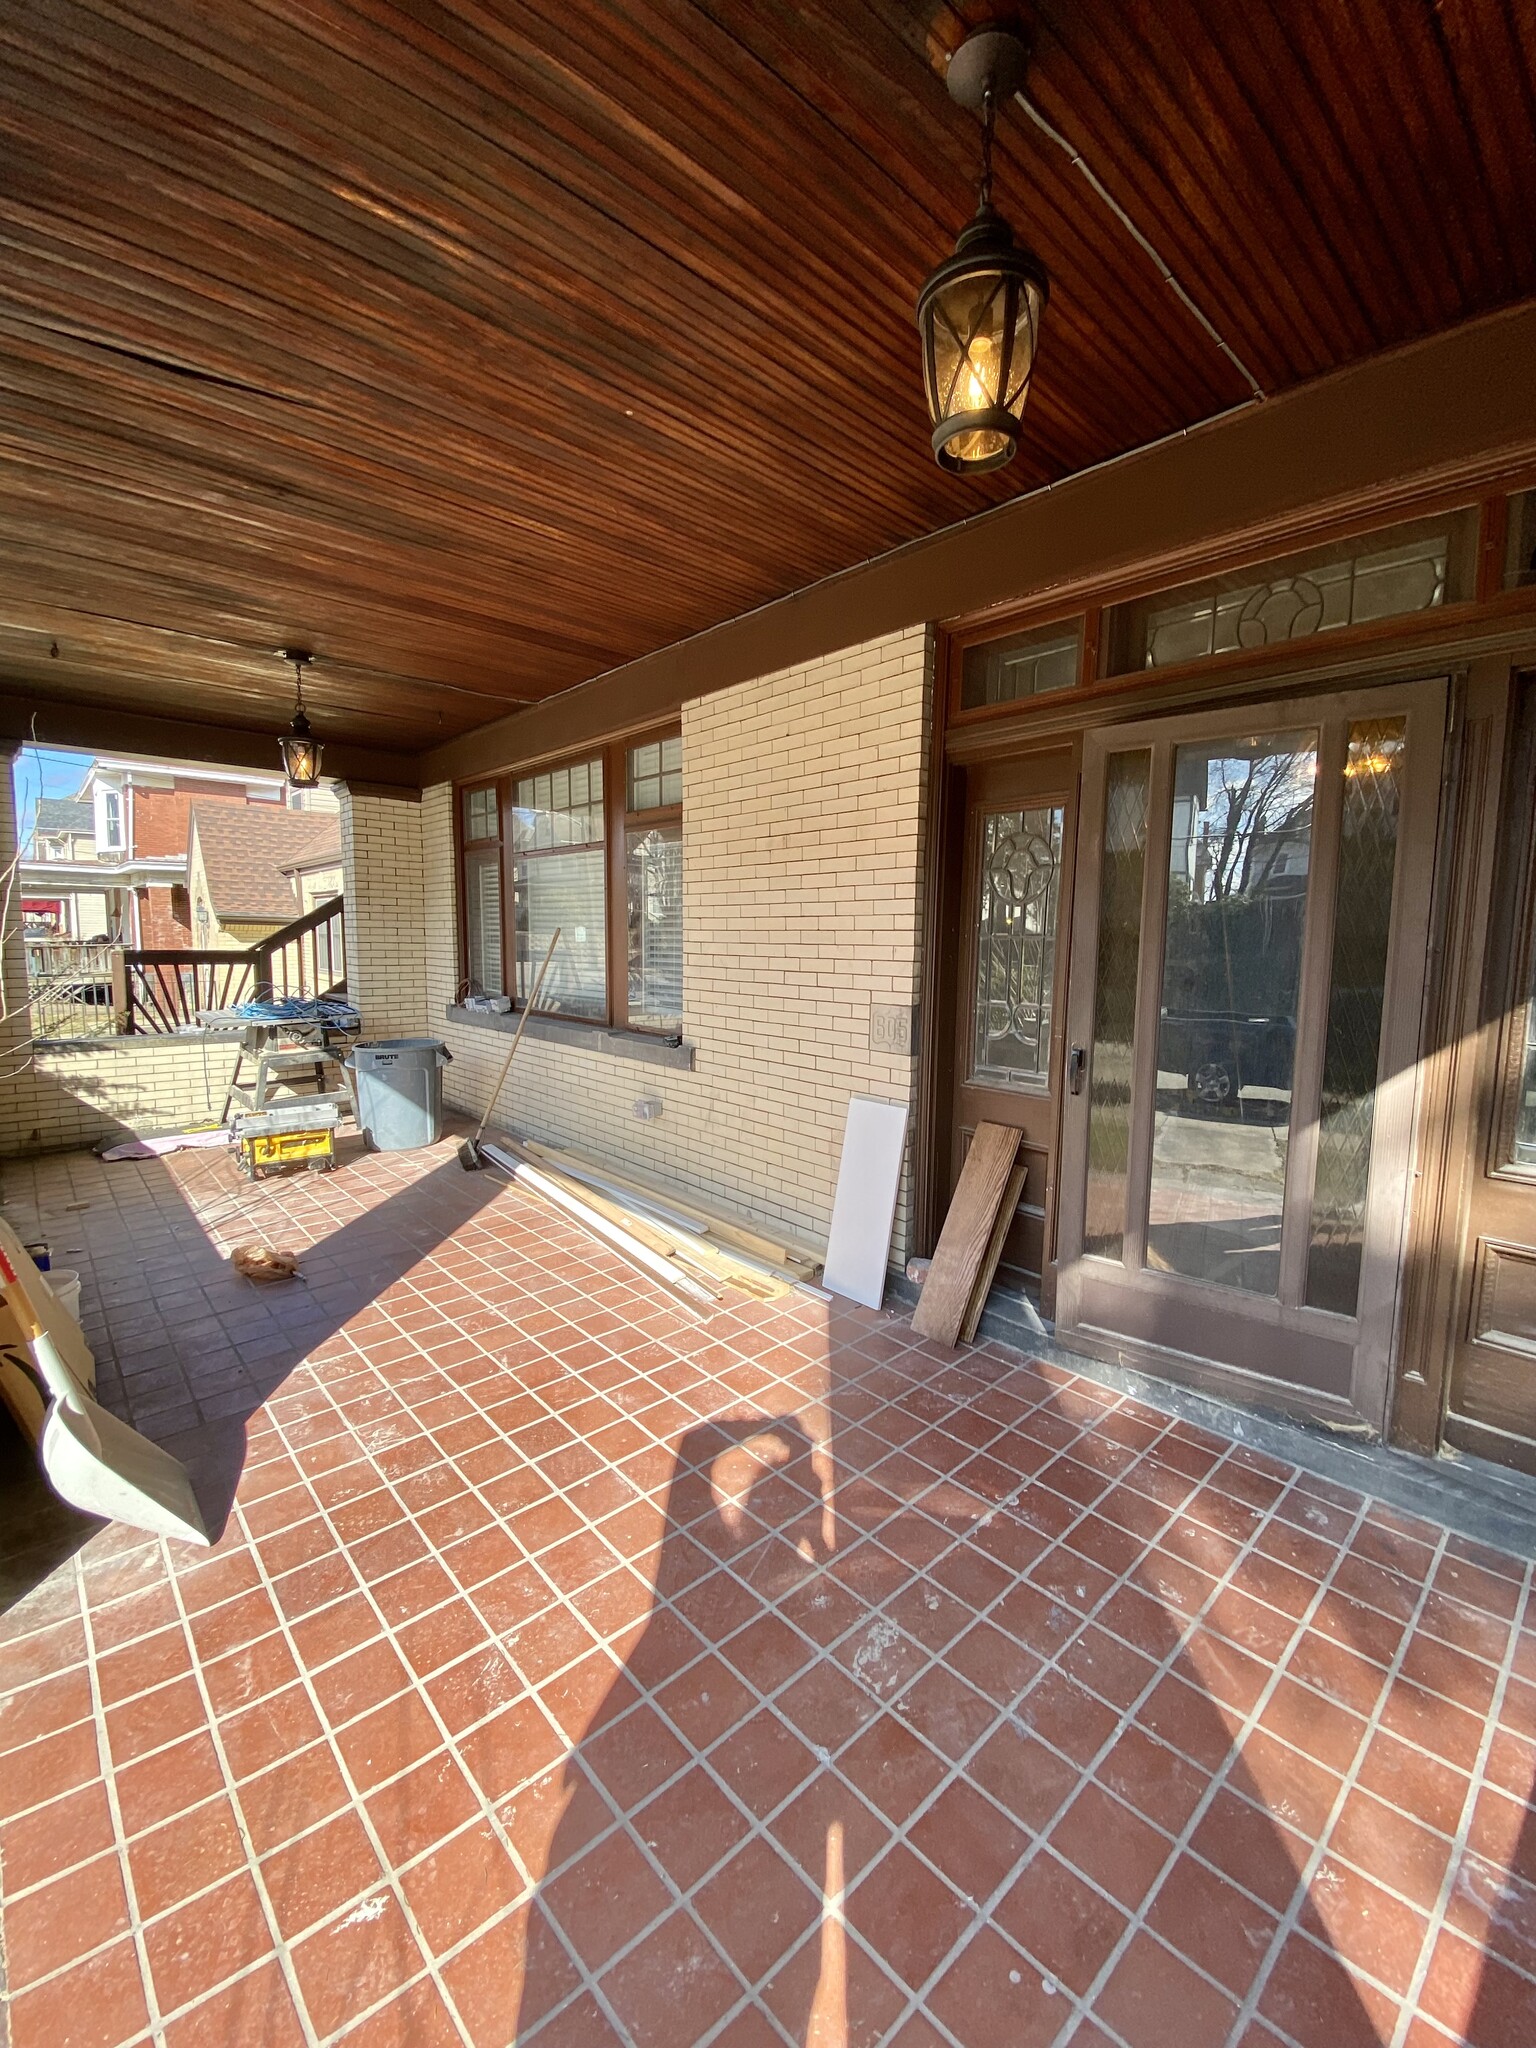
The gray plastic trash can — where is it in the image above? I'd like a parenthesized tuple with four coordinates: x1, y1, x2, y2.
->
(346, 1038, 452, 1150)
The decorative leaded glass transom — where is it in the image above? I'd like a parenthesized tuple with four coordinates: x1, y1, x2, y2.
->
(1106, 510, 1478, 673)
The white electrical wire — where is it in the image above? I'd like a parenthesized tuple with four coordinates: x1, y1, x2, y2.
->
(1015, 90, 1268, 404)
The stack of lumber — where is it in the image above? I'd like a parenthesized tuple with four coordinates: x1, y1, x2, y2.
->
(479, 1134, 823, 1314)
(912, 1122, 1025, 1347)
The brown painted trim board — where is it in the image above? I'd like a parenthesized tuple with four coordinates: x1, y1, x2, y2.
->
(8, 306, 1535, 792)
(0, 697, 421, 791)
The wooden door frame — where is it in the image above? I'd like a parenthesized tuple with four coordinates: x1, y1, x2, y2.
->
(1391, 656, 1531, 1451)
(949, 748, 1080, 1311)
(1051, 675, 1447, 1432)
(918, 606, 1536, 1455)
(913, 632, 960, 1259)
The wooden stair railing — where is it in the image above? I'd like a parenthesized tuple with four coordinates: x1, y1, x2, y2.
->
(115, 895, 347, 1033)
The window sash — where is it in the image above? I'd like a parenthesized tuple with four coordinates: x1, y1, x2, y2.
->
(626, 821, 683, 1034)
(458, 731, 683, 1034)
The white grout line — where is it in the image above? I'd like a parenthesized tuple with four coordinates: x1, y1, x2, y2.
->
(226, 1498, 479, 2048)
(1385, 1553, 1536, 2048)
(9, 1327, 1531, 2031)
(72, 1548, 165, 2046)
(10, 1148, 1534, 2047)
(1213, 1522, 1457, 2047)
(158, 1533, 326, 2048)
(459, 1373, 1342, 2040)
(823, 1426, 1381, 2044)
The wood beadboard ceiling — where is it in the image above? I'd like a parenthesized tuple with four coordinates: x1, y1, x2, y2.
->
(2, 0, 1534, 758)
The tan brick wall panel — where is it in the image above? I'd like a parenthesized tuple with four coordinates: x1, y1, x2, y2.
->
(415, 626, 931, 1264)
(341, 791, 428, 1040)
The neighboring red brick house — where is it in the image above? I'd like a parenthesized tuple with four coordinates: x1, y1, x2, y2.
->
(63, 756, 338, 947)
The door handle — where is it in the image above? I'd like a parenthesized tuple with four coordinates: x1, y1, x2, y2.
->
(1068, 1045, 1087, 1095)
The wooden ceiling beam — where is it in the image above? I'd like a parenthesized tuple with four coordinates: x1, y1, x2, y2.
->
(421, 301, 1536, 784)
(0, 689, 421, 788)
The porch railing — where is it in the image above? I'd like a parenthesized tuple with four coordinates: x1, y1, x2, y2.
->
(264, 894, 346, 1005)
(112, 895, 347, 1034)
(23, 937, 121, 1040)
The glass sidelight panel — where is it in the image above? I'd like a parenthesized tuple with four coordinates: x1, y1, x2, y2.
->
(1083, 752, 1152, 1258)
(1146, 731, 1318, 1292)
(1305, 721, 1406, 1312)
(971, 805, 1065, 1086)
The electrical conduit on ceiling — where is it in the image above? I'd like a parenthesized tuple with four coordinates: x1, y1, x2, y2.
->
(1014, 89, 1268, 404)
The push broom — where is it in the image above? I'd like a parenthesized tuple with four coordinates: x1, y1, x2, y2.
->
(458, 926, 561, 1171)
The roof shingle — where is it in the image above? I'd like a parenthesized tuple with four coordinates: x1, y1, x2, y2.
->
(190, 804, 339, 922)
(33, 796, 92, 838)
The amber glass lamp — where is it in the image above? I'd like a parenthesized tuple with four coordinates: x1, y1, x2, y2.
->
(279, 649, 323, 788)
(917, 30, 1048, 476)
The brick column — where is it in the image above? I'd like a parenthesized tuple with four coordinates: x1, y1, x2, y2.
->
(337, 785, 428, 1040)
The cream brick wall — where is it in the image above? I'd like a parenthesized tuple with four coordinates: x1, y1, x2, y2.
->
(416, 626, 932, 1264)
(340, 790, 428, 1039)
(2, 1036, 244, 1157)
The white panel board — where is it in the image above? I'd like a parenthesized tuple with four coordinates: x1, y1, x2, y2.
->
(823, 1095, 910, 1310)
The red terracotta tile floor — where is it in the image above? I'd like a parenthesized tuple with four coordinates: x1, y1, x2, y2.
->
(1, 1136, 1533, 2047)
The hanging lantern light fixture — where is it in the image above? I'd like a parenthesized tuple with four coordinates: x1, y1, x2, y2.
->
(917, 29, 1048, 476)
(278, 648, 324, 788)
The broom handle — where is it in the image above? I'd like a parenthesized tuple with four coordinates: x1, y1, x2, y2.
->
(471, 927, 562, 1144)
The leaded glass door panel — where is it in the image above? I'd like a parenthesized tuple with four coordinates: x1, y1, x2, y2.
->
(951, 748, 1077, 1317)
(1056, 679, 1446, 1430)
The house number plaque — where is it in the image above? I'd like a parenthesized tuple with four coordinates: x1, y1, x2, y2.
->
(869, 1002, 919, 1056)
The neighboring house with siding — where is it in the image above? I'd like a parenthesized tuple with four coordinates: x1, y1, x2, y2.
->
(187, 804, 342, 946)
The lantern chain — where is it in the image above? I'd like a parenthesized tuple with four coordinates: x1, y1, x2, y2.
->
(978, 86, 995, 214)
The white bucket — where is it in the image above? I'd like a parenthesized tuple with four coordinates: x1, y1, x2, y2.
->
(47, 1269, 83, 1322)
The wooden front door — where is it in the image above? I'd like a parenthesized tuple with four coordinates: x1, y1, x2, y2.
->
(1443, 671, 1536, 1474)
(949, 745, 1077, 1317)
(1055, 678, 1446, 1429)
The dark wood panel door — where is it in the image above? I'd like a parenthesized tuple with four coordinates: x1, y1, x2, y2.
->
(1445, 672, 1536, 1474)
(949, 747, 1077, 1318)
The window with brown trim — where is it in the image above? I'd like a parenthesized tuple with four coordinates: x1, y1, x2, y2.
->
(457, 729, 684, 1036)
(959, 620, 1081, 711)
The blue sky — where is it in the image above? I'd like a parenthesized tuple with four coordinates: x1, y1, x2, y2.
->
(11, 745, 91, 850)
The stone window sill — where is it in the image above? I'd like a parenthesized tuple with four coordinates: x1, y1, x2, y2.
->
(444, 1004, 695, 1071)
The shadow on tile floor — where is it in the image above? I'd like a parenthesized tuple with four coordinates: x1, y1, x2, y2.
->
(1, 1136, 507, 1560)
(0, 1137, 1532, 2047)
(505, 1400, 1499, 2047)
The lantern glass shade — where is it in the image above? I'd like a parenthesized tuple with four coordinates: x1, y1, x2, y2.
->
(918, 209, 1047, 474)
(280, 713, 323, 788)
